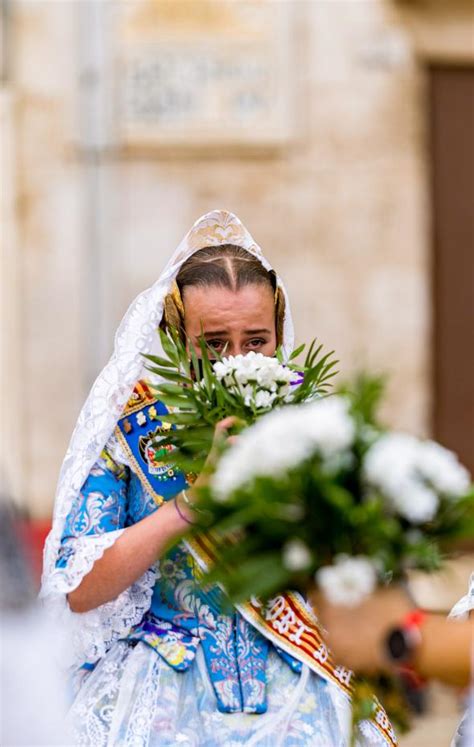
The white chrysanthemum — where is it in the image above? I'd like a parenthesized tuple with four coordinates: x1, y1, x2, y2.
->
(364, 432, 470, 524)
(235, 367, 251, 385)
(417, 441, 471, 496)
(393, 481, 439, 523)
(364, 433, 417, 491)
(299, 397, 355, 461)
(254, 390, 277, 409)
(316, 555, 378, 607)
(282, 539, 312, 572)
(256, 365, 279, 389)
(212, 396, 355, 500)
(240, 384, 254, 407)
(212, 352, 300, 410)
(213, 360, 232, 379)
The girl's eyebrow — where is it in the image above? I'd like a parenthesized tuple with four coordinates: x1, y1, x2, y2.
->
(202, 330, 228, 337)
(200, 328, 271, 337)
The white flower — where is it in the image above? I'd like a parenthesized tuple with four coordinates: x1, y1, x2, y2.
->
(213, 360, 231, 380)
(363, 432, 470, 524)
(254, 390, 276, 410)
(299, 397, 355, 461)
(282, 539, 312, 571)
(235, 368, 251, 385)
(393, 482, 439, 523)
(238, 384, 252, 407)
(316, 555, 378, 607)
(256, 366, 278, 389)
(212, 396, 355, 500)
(364, 433, 417, 493)
(212, 352, 300, 410)
(417, 441, 470, 497)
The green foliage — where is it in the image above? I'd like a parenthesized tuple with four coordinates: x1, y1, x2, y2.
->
(338, 371, 387, 428)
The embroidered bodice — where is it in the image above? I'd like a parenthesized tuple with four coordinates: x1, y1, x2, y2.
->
(57, 391, 301, 714)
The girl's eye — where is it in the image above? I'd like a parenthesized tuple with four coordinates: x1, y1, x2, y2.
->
(246, 338, 266, 349)
(207, 340, 225, 350)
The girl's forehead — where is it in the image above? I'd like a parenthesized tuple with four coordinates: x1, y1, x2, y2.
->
(183, 285, 275, 327)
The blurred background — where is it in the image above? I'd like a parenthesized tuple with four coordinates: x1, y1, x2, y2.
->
(0, 1, 473, 744)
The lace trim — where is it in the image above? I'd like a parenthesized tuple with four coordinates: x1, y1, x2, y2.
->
(40, 530, 156, 668)
(107, 431, 130, 468)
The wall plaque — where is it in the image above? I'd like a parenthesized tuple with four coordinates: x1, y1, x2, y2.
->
(117, 4, 294, 149)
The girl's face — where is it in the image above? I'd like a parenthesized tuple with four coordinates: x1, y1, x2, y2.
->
(183, 284, 277, 357)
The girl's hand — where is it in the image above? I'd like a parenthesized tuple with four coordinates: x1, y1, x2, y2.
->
(184, 417, 240, 510)
(212, 416, 240, 451)
(196, 416, 239, 488)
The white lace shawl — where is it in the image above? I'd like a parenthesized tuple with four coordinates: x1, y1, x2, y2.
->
(40, 209, 295, 668)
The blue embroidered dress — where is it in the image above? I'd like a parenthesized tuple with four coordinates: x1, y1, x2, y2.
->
(58, 400, 386, 746)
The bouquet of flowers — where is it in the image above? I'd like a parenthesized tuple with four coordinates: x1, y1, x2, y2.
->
(144, 328, 338, 472)
(190, 374, 473, 738)
(197, 376, 473, 602)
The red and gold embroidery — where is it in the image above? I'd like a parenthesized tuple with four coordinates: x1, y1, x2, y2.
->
(122, 380, 157, 417)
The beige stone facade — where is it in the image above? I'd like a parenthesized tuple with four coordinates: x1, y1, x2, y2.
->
(1, 0, 473, 522)
(1, 4, 472, 745)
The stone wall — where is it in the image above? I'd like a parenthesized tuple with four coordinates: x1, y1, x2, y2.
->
(2, 0, 473, 517)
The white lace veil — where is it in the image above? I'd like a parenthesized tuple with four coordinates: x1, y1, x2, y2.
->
(40, 209, 295, 667)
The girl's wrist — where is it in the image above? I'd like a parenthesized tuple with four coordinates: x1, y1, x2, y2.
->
(174, 491, 197, 527)
(157, 495, 190, 535)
